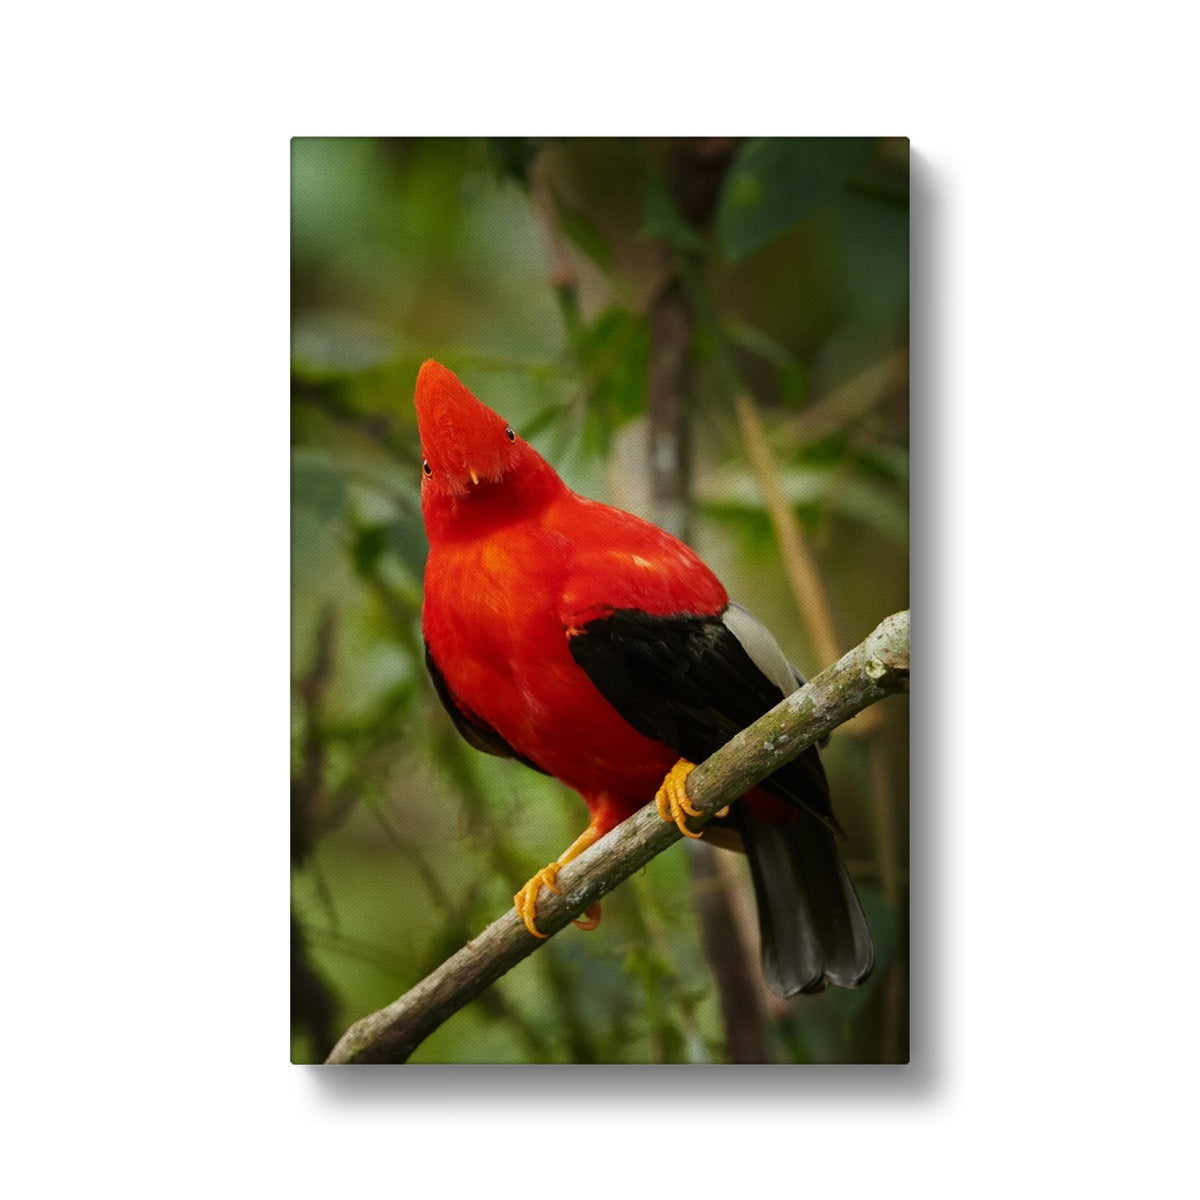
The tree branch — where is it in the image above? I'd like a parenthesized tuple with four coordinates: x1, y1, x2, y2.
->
(325, 609, 910, 1064)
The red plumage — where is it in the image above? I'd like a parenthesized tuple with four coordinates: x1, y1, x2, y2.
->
(416, 360, 873, 996)
(418, 359, 725, 835)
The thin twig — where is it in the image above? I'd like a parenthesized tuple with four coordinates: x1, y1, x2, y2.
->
(325, 610, 910, 1064)
(784, 349, 909, 445)
(734, 392, 842, 669)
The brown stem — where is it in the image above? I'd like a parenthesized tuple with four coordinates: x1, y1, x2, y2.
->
(687, 844, 774, 1062)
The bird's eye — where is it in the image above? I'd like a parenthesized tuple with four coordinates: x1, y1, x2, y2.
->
(505, 425, 515, 442)
(422, 459, 432, 477)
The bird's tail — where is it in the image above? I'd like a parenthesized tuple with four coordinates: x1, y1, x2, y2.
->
(735, 806, 875, 997)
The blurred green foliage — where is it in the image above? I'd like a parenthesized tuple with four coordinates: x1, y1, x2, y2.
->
(291, 136, 909, 1064)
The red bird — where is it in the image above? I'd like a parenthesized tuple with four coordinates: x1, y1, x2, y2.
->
(416, 360, 873, 996)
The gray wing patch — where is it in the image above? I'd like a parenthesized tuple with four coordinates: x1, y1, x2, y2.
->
(722, 600, 806, 696)
(723, 600, 829, 748)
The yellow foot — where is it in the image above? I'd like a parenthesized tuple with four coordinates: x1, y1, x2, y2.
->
(573, 903, 602, 931)
(513, 825, 602, 938)
(655, 759, 703, 838)
(514, 864, 562, 939)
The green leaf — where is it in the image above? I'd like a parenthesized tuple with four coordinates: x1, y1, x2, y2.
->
(853, 443, 910, 486)
(698, 462, 908, 543)
(291, 451, 347, 522)
(486, 137, 540, 187)
(717, 137, 879, 262)
(384, 517, 430, 580)
(781, 361, 812, 407)
(350, 524, 388, 578)
(833, 190, 910, 323)
(518, 403, 567, 443)
(349, 518, 428, 583)
(641, 172, 708, 255)
(551, 189, 615, 270)
(726, 320, 797, 370)
(576, 306, 650, 432)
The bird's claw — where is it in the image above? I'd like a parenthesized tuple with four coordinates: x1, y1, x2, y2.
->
(655, 759, 704, 838)
(513, 826, 604, 938)
(514, 865, 560, 938)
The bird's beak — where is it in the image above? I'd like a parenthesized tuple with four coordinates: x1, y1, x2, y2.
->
(469, 468, 480, 485)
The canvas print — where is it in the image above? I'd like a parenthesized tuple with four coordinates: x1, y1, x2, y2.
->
(291, 137, 910, 1064)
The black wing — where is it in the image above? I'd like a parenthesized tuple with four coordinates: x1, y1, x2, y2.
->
(566, 602, 874, 996)
(424, 643, 550, 775)
(565, 604, 837, 832)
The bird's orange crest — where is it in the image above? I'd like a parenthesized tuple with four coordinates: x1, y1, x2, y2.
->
(415, 360, 521, 497)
